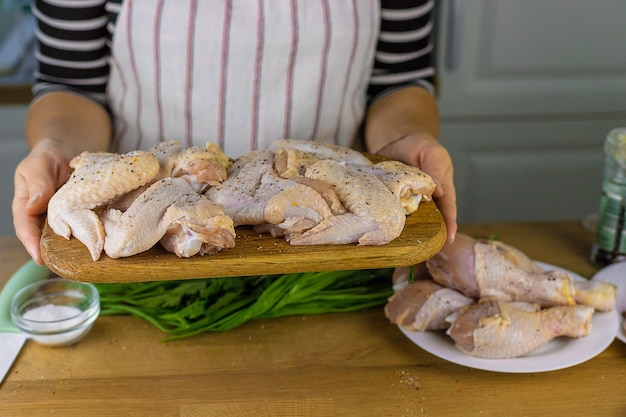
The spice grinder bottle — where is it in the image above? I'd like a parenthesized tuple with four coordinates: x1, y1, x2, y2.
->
(591, 127, 626, 266)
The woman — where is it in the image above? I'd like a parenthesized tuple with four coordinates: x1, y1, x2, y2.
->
(13, 0, 456, 265)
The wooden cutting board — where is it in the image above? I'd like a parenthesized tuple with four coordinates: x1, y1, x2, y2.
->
(40, 200, 446, 283)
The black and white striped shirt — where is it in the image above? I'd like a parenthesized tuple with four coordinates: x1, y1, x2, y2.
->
(33, 0, 437, 156)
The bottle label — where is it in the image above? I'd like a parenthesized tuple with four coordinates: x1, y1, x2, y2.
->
(595, 191, 626, 253)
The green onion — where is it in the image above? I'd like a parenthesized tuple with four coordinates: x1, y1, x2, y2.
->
(95, 269, 393, 340)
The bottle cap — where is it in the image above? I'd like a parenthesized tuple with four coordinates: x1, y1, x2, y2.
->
(605, 128, 626, 162)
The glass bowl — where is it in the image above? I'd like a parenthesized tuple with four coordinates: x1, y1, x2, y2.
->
(10, 278, 100, 346)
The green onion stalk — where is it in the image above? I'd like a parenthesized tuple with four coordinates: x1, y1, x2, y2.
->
(95, 268, 394, 341)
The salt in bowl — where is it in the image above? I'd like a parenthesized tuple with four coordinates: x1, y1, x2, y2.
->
(10, 278, 100, 346)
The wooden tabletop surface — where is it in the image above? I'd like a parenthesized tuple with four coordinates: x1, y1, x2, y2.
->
(0, 85, 31, 104)
(1, 221, 625, 417)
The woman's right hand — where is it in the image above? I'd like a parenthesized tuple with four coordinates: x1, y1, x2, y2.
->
(12, 139, 75, 265)
(15, 91, 113, 265)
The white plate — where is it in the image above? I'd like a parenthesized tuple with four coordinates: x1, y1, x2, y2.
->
(591, 261, 626, 344)
(398, 262, 619, 373)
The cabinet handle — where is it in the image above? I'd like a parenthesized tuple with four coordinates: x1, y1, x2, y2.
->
(444, 0, 464, 71)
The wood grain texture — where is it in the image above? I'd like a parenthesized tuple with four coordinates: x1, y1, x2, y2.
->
(3, 222, 626, 417)
(40, 200, 446, 283)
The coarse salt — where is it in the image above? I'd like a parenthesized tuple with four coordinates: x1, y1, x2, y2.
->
(22, 304, 89, 346)
(24, 304, 80, 323)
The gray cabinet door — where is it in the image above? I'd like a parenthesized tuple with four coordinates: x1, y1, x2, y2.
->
(436, 0, 626, 223)
(437, 0, 626, 117)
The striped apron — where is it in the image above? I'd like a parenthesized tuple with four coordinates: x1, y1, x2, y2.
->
(107, 0, 380, 158)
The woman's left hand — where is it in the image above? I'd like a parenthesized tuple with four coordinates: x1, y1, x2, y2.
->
(374, 133, 457, 245)
(364, 87, 457, 244)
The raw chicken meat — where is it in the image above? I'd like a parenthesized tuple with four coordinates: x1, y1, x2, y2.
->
(570, 280, 618, 313)
(100, 141, 232, 215)
(206, 150, 335, 239)
(386, 234, 616, 360)
(212, 143, 432, 246)
(271, 140, 436, 215)
(205, 150, 275, 225)
(446, 298, 594, 359)
(159, 198, 236, 257)
(47, 139, 435, 260)
(47, 150, 160, 261)
(288, 177, 346, 216)
(385, 278, 474, 331)
(350, 161, 436, 215)
(273, 148, 322, 178)
(391, 264, 431, 286)
(426, 233, 617, 311)
(149, 140, 231, 191)
(290, 159, 406, 246)
(102, 177, 235, 258)
(263, 183, 335, 239)
(269, 138, 373, 166)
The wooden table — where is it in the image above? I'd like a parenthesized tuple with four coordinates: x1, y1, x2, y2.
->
(1, 221, 625, 417)
(0, 84, 31, 104)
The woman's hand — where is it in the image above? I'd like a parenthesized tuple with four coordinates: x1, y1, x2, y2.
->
(375, 133, 457, 244)
(365, 87, 457, 244)
(12, 139, 76, 265)
(15, 92, 112, 264)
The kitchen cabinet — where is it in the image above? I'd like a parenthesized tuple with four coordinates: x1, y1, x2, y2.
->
(0, 1, 35, 85)
(0, 105, 28, 236)
(436, 0, 626, 223)
(0, 3, 35, 236)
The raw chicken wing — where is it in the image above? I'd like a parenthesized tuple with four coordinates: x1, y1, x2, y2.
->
(269, 138, 372, 166)
(102, 177, 234, 258)
(290, 159, 406, 246)
(159, 198, 236, 257)
(149, 140, 230, 191)
(353, 160, 436, 215)
(205, 150, 275, 225)
(288, 177, 346, 215)
(47, 150, 160, 261)
(273, 148, 322, 178)
(206, 150, 334, 239)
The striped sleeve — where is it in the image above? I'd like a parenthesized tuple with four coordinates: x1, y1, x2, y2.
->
(31, 0, 118, 108)
(367, 0, 437, 104)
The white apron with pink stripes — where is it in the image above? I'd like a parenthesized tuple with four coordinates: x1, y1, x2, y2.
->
(107, 0, 379, 158)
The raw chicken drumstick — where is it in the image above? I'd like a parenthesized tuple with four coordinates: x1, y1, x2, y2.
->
(446, 298, 594, 359)
(384, 277, 474, 331)
(426, 233, 617, 311)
